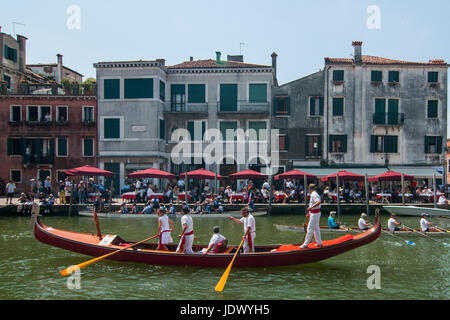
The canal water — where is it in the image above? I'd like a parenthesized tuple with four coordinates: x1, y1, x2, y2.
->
(0, 212, 448, 300)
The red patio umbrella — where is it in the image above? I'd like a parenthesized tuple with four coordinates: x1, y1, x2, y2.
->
(229, 169, 268, 180)
(128, 168, 175, 179)
(179, 168, 224, 180)
(274, 169, 317, 181)
(368, 170, 414, 182)
(321, 170, 365, 182)
(63, 165, 113, 177)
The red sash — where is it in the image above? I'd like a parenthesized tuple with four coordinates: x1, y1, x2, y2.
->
(246, 231, 253, 252)
(310, 208, 320, 213)
(158, 229, 171, 245)
(179, 230, 194, 251)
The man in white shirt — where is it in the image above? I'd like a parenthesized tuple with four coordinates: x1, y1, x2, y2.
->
(420, 213, 433, 232)
(387, 214, 401, 232)
(300, 184, 323, 248)
(176, 206, 194, 254)
(228, 208, 256, 253)
(6, 180, 16, 204)
(358, 213, 371, 230)
(177, 179, 185, 192)
(202, 226, 227, 254)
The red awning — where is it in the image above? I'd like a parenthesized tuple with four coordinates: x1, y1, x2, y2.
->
(128, 168, 175, 179)
(368, 171, 415, 182)
(179, 168, 224, 180)
(274, 169, 317, 181)
(321, 170, 365, 182)
(63, 165, 114, 177)
(228, 169, 268, 180)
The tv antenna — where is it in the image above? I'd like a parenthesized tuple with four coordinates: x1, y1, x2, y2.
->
(240, 42, 245, 55)
(13, 21, 25, 37)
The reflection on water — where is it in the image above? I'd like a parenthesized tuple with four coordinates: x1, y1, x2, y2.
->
(0, 213, 448, 300)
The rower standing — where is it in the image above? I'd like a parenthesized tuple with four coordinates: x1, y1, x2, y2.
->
(176, 206, 194, 254)
(228, 208, 256, 253)
(157, 207, 174, 251)
(387, 214, 401, 232)
(358, 213, 371, 230)
(300, 184, 323, 248)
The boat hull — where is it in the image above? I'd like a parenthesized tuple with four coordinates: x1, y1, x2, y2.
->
(33, 214, 380, 268)
(383, 206, 450, 217)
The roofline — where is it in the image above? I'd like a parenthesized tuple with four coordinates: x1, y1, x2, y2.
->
(26, 64, 84, 77)
(277, 70, 323, 88)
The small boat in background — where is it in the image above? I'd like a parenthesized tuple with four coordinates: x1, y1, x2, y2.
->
(383, 206, 450, 217)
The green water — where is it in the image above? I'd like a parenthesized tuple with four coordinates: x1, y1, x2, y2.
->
(0, 213, 449, 300)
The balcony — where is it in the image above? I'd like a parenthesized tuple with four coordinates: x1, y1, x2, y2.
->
(372, 113, 404, 126)
(217, 100, 270, 114)
(163, 102, 208, 114)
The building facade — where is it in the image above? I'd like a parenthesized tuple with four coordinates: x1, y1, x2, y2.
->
(95, 52, 274, 190)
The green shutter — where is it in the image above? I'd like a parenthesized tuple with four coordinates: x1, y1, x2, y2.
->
(104, 79, 120, 99)
(424, 136, 429, 153)
(58, 138, 67, 156)
(220, 84, 238, 111)
(319, 97, 324, 115)
(187, 122, 194, 140)
(104, 118, 120, 139)
(387, 99, 399, 124)
(333, 70, 344, 81)
(220, 121, 237, 140)
(49, 139, 54, 163)
(389, 71, 399, 82)
(342, 135, 348, 153)
(124, 78, 153, 99)
(249, 84, 267, 103)
(371, 71, 382, 82)
(171, 84, 185, 95)
(310, 97, 316, 115)
(428, 72, 438, 83)
(333, 98, 344, 116)
(84, 139, 93, 157)
(317, 136, 322, 157)
(160, 81, 165, 101)
(392, 136, 398, 153)
(159, 119, 165, 140)
(437, 136, 443, 154)
(285, 135, 289, 151)
(374, 99, 386, 124)
(370, 135, 376, 153)
(383, 136, 397, 153)
(7, 138, 12, 155)
(328, 136, 333, 153)
(427, 100, 438, 118)
(286, 96, 290, 115)
(249, 121, 267, 140)
(188, 84, 205, 103)
(305, 135, 309, 156)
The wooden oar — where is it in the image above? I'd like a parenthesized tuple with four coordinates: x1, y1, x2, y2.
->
(60, 233, 160, 276)
(401, 224, 449, 247)
(215, 229, 250, 292)
(382, 230, 416, 246)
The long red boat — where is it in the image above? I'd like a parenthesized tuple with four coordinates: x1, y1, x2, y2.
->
(34, 212, 381, 268)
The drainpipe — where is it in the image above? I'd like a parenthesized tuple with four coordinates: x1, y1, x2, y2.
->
(325, 66, 331, 164)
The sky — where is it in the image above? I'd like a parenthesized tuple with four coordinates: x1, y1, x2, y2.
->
(1, 0, 449, 129)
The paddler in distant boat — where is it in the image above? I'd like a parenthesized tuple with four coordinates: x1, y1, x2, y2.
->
(176, 206, 194, 254)
(327, 211, 340, 230)
(420, 213, 438, 232)
(228, 207, 256, 253)
(358, 213, 371, 230)
(299, 184, 323, 248)
(156, 207, 174, 251)
(201, 226, 228, 255)
(387, 213, 401, 232)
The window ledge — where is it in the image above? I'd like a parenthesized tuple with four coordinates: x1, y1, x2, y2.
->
(429, 83, 440, 88)
(332, 81, 344, 85)
(309, 115, 323, 118)
(388, 82, 400, 86)
(371, 81, 383, 85)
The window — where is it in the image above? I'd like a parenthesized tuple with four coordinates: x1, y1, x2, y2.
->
(10, 170, 21, 183)
(188, 84, 206, 103)
(279, 135, 289, 151)
(124, 78, 153, 99)
(371, 71, 382, 82)
(305, 135, 321, 157)
(248, 121, 267, 141)
(374, 98, 400, 125)
(104, 118, 120, 139)
(10, 106, 21, 122)
(104, 79, 120, 99)
(56, 106, 68, 122)
(83, 106, 94, 122)
(309, 96, 324, 116)
(332, 98, 344, 116)
(427, 100, 438, 118)
(249, 83, 267, 103)
(4, 45, 17, 62)
(333, 70, 344, 82)
(273, 95, 290, 115)
(171, 84, 186, 111)
(220, 84, 238, 111)
(83, 138, 94, 157)
(329, 135, 347, 153)
(27, 106, 39, 122)
(159, 119, 165, 140)
(3, 74, 11, 89)
(40, 106, 51, 122)
(388, 71, 399, 83)
(425, 136, 443, 154)
(160, 81, 166, 101)
(57, 138, 68, 157)
(370, 135, 398, 153)
(7, 138, 22, 156)
(428, 72, 438, 83)
(187, 121, 206, 141)
(220, 121, 238, 141)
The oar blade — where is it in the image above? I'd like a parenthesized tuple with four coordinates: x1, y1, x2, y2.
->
(215, 264, 233, 292)
(60, 265, 78, 277)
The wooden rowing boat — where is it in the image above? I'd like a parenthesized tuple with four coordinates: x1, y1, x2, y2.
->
(33, 212, 381, 268)
(383, 206, 450, 217)
(274, 224, 449, 237)
(78, 209, 267, 219)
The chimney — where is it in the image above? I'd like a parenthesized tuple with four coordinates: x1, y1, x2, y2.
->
(352, 41, 362, 64)
(227, 55, 243, 62)
(190, 56, 193, 61)
(216, 51, 221, 64)
(56, 54, 63, 84)
(156, 58, 165, 66)
(17, 35, 27, 73)
(271, 52, 278, 87)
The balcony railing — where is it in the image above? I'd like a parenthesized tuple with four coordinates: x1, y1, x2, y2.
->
(372, 113, 404, 125)
(217, 100, 270, 113)
(163, 102, 208, 113)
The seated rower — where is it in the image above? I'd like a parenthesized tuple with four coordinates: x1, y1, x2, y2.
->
(358, 213, 371, 230)
(387, 214, 401, 232)
(328, 211, 340, 230)
(420, 213, 438, 232)
(201, 226, 228, 255)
